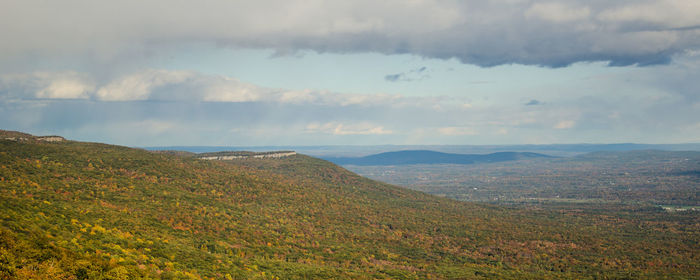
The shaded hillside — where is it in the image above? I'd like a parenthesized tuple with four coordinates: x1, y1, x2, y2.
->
(0, 134, 698, 279)
(323, 150, 553, 166)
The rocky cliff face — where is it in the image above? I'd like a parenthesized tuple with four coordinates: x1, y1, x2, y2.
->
(199, 151, 297, 160)
(1, 130, 65, 142)
(36, 136, 65, 142)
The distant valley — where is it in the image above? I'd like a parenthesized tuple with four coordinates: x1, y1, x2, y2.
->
(345, 150, 700, 206)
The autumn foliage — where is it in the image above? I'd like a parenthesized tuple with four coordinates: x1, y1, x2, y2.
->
(0, 136, 698, 279)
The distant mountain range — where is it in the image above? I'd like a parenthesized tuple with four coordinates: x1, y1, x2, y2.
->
(146, 143, 700, 157)
(322, 150, 554, 166)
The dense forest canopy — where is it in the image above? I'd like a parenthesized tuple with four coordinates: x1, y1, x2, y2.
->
(0, 131, 698, 279)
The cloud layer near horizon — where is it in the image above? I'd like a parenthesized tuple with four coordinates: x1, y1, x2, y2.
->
(1, 65, 698, 146)
(0, 70, 414, 107)
(2, 0, 699, 68)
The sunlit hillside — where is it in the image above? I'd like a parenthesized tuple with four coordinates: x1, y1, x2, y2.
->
(1, 132, 698, 279)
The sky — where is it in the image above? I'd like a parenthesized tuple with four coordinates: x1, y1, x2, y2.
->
(0, 0, 699, 146)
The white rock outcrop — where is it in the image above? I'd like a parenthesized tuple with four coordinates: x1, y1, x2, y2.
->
(200, 152, 297, 160)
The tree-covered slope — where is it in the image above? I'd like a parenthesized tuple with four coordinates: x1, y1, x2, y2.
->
(0, 135, 698, 279)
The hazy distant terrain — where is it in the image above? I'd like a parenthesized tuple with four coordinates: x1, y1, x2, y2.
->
(345, 150, 700, 206)
(322, 150, 553, 166)
(147, 143, 700, 157)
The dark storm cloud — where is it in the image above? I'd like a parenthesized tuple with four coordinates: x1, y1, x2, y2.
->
(1, 1, 699, 69)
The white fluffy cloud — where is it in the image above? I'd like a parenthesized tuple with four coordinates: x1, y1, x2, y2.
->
(1, 0, 699, 68)
(96, 70, 195, 101)
(0, 72, 95, 100)
(0, 70, 412, 107)
(35, 79, 93, 99)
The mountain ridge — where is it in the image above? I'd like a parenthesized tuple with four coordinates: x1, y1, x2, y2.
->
(323, 150, 554, 166)
(146, 143, 700, 157)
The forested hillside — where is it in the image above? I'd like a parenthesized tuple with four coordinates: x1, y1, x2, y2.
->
(0, 134, 698, 279)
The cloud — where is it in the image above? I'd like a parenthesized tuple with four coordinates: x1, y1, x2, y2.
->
(198, 76, 268, 103)
(525, 2, 590, 23)
(1, 53, 700, 146)
(95, 70, 195, 101)
(554, 120, 576, 129)
(525, 99, 541, 106)
(36, 79, 94, 99)
(305, 122, 393, 135)
(437, 126, 478, 136)
(384, 74, 402, 82)
(2, 79, 700, 145)
(597, 1, 700, 29)
(1, 69, 441, 111)
(0, 72, 95, 100)
(385, 66, 428, 82)
(2, 1, 699, 68)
